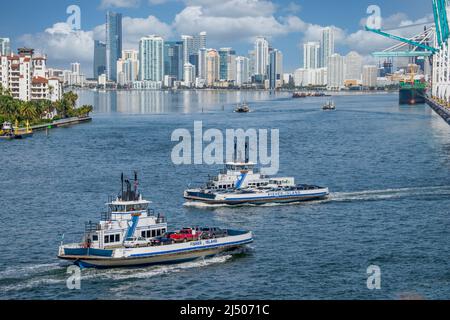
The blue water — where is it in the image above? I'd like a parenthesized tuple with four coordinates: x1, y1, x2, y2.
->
(1, 90, 449, 300)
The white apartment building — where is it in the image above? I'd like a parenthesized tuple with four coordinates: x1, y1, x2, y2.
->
(255, 37, 269, 76)
(327, 53, 345, 90)
(0, 52, 62, 102)
(303, 42, 320, 69)
(294, 68, 327, 87)
(344, 51, 363, 83)
(362, 65, 378, 88)
(139, 35, 164, 84)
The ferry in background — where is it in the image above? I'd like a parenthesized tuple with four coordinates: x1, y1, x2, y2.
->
(58, 173, 253, 268)
(184, 144, 329, 206)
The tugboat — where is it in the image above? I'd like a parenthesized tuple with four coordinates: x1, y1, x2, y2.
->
(58, 173, 253, 268)
(0, 121, 33, 140)
(322, 100, 336, 111)
(234, 102, 250, 113)
(184, 144, 329, 206)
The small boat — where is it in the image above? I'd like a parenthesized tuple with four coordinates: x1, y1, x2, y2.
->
(184, 143, 329, 206)
(0, 121, 33, 139)
(58, 173, 253, 268)
(234, 102, 250, 113)
(322, 100, 336, 110)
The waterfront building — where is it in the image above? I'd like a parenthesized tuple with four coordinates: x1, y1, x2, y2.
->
(71, 62, 81, 75)
(255, 37, 269, 77)
(183, 63, 196, 87)
(219, 48, 236, 81)
(164, 41, 184, 81)
(294, 68, 327, 87)
(344, 51, 363, 84)
(122, 49, 139, 81)
(194, 32, 207, 51)
(93, 40, 107, 79)
(320, 27, 335, 68)
(0, 38, 11, 56)
(303, 42, 320, 69)
(117, 58, 134, 86)
(198, 48, 207, 81)
(362, 65, 378, 88)
(235, 56, 250, 87)
(327, 53, 345, 90)
(181, 35, 194, 64)
(139, 35, 164, 84)
(248, 50, 256, 77)
(0, 49, 62, 101)
(269, 49, 283, 90)
(206, 49, 220, 87)
(106, 11, 122, 82)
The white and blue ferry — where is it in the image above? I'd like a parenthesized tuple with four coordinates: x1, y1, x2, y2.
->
(184, 160, 329, 205)
(58, 173, 253, 268)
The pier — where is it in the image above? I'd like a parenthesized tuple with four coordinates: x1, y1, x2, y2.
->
(425, 95, 450, 124)
(31, 116, 92, 132)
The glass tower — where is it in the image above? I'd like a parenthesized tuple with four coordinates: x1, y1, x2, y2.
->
(106, 11, 122, 82)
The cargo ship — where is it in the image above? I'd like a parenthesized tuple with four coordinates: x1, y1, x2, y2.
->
(398, 65, 427, 105)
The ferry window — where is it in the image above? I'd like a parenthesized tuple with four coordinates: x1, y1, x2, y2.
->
(104, 236, 109, 244)
(92, 235, 98, 241)
(142, 231, 146, 238)
(152, 230, 156, 237)
(109, 235, 115, 243)
(157, 229, 161, 236)
(162, 229, 166, 234)
(115, 234, 120, 242)
(146, 231, 151, 238)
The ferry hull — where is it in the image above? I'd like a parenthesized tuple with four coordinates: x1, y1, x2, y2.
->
(185, 190, 329, 206)
(58, 231, 253, 269)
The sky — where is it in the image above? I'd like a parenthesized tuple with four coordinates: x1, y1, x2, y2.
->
(0, 0, 435, 75)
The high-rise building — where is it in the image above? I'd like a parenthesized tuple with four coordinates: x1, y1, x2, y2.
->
(362, 65, 378, 88)
(194, 32, 207, 51)
(139, 35, 164, 82)
(344, 51, 363, 82)
(181, 35, 194, 64)
(0, 38, 11, 55)
(106, 11, 122, 82)
(269, 49, 283, 90)
(198, 48, 207, 81)
(303, 42, 320, 69)
(235, 56, 250, 86)
(206, 49, 220, 86)
(122, 49, 139, 81)
(219, 48, 236, 81)
(71, 62, 80, 75)
(255, 37, 269, 77)
(327, 53, 345, 89)
(183, 63, 195, 87)
(321, 27, 335, 68)
(93, 40, 107, 79)
(164, 41, 184, 81)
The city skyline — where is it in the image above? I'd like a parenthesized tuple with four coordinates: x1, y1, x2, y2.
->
(0, 0, 433, 74)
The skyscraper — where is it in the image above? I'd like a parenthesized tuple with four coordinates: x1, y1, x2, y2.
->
(93, 40, 106, 79)
(0, 38, 11, 55)
(206, 49, 220, 87)
(235, 56, 250, 86)
(321, 27, 335, 68)
(139, 35, 164, 82)
(181, 35, 194, 64)
(219, 48, 236, 81)
(194, 32, 207, 51)
(198, 48, 207, 81)
(255, 37, 269, 77)
(344, 51, 363, 82)
(362, 65, 378, 88)
(303, 42, 320, 69)
(164, 41, 184, 81)
(269, 49, 283, 90)
(327, 53, 345, 89)
(106, 11, 122, 82)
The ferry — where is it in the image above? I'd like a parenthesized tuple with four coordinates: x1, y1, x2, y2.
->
(58, 173, 253, 268)
(322, 100, 336, 111)
(184, 146, 329, 205)
(234, 102, 250, 113)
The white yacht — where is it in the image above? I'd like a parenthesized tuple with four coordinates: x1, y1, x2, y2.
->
(58, 173, 253, 268)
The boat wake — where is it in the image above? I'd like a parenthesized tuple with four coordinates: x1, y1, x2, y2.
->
(330, 185, 450, 202)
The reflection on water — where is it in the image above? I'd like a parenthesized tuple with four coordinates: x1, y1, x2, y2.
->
(75, 89, 287, 114)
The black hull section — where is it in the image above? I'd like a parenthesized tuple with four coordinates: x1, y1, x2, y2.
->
(399, 88, 426, 105)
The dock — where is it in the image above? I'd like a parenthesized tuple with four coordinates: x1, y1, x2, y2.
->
(31, 116, 92, 132)
(425, 95, 450, 125)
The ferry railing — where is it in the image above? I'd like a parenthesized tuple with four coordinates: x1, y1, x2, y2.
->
(85, 221, 100, 233)
(101, 211, 112, 222)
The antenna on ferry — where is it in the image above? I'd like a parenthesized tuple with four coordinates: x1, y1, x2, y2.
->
(134, 171, 138, 199)
(234, 140, 237, 162)
(121, 173, 124, 198)
(245, 141, 249, 163)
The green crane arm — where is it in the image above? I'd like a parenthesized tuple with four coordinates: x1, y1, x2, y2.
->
(433, 0, 449, 46)
(365, 26, 438, 53)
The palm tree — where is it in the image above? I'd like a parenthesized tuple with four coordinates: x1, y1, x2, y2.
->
(19, 101, 37, 121)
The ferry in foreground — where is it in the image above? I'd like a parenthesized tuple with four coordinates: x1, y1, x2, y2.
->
(184, 151, 329, 206)
(58, 173, 253, 268)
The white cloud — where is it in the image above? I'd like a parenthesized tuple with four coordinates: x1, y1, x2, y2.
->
(100, 0, 141, 8)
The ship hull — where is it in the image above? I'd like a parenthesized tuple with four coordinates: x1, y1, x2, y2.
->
(399, 88, 426, 105)
(58, 231, 253, 269)
(184, 188, 329, 206)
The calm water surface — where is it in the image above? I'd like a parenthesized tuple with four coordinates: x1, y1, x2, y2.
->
(1, 90, 449, 300)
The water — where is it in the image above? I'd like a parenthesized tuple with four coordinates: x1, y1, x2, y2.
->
(1, 90, 449, 300)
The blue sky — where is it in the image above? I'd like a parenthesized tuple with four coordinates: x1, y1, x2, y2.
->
(0, 0, 434, 75)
